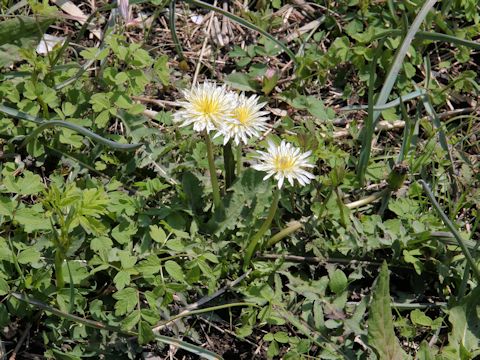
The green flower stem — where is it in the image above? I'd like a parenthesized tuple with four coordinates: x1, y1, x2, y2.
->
(223, 141, 235, 189)
(345, 189, 387, 209)
(419, 180, 480, 283)
(205, 132, 221, 209)
(236, 146, 242, 176)
(265, 221, 303, 249)
(243, 189, 280, 270)
(55, 251, 65, 289)
(156, 302, 259, 328)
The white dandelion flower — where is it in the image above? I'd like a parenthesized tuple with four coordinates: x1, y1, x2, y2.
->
(174, 82, 236, 133)
(216, 93, 269, 145)
(252, 140, 315, 189)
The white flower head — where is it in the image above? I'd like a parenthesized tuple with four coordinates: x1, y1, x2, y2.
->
(215, 93, 269, 145)
(174, 82, 236, 133)
(252, 140, 315, 189)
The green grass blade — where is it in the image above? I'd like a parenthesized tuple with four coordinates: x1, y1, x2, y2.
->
(65, 261, 75, 314)
(373, 29, 480, 50)
(0, 103, 42, 124)
(169, 0, 185, 60)
(358, 0, 438, 184)
(186, 0, 296, 64)
(20, 120, 143, 151)
(0, 104, 142, 151)
(418, 180, 480, 283)
(419, 92, 455, 167)
(357, 39, 382, 185)
(416, 30, 480, 49)
(275, 305, 347, 357)
(387, 0, 400, 25)
(11, 292, 223, 359)
(223, 141, 235, 189)
(156, 302, 259, 328)
(339, 89, 426, 111)
(153, 334, 222, 359)
(53, 46, 106, 90)
(397, 96, 412, 164)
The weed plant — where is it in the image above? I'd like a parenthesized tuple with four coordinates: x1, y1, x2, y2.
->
(0, 0, 480, 359)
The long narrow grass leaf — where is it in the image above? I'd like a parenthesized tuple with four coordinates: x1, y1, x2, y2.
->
(275, 305, 347, 357)
(374, 0, 437, 122)
(357, 39, 382, 185)
(0, 104, 142, 151)
(53, 47, 106, 90)
(153, 333, 222, 359)
(418, 180, 480, 283)
(0, 103, 42, 124)
(397, 96, 411, 163)
(169, 0, 184, 60)
(11, 292, 222, 360)
(340, 89, 426, 111)
(20, 120, 143, 151)
(358, 0, 438, 184)
(373, 29, 480, 50)
(419, 92, 455, 167)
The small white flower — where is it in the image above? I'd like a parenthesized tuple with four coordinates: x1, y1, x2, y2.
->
(174, 82, 236, 133)
(252, 140, 315, 189)
(216, 93, 269, 145)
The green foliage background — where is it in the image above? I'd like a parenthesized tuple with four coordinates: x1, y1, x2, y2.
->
(1, 0, 480, 359)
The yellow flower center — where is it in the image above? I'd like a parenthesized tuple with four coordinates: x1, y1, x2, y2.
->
(196, 97, 220, 115)
(273, 155, 295, 171)
(234, 106, 251, 124)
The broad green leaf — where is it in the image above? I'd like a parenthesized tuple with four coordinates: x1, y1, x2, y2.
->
(112, 220, 137, 244)
(149, 225, 167, 243)
(447, 286, 480, 354)
(224, 72, 260, 92)
(164, 260, 184, 282)
(410, 309, 432, 327)
(113, 270, 131, 291)
(274, 331, 289, 344)
(154, 55, 171, 85)
(15, 206, 51, 233)
(209, 169, 270, 235)
(0, 303, 9, 327)
(182, 172, 204, 214)
(121, 310, 140, 331)
(328, 269, 348, 294)
(3, 171, 44, 195)
(0, 196, 14, 216)
(267, 340, 280, 358)
(62, 261, 89, 285)
(416, 340, 436, 360)
(90, 236, 113, 255)
(140, 308, 160, 325)
(0, 278, 9, 296)
(403, 249, 424, 275)
(113, 287, 138, 316)
(118, 250, 137, 269)
(138, 320, 155, 345)
(0, 238, 13, 262)
(17, 247, 41, 264)
(137, 255, 161, 276)
(367, 262, 408, 360)
(165, 238, 184, 252)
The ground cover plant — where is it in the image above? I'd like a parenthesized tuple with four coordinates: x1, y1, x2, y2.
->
(0, 0, 480, 359)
